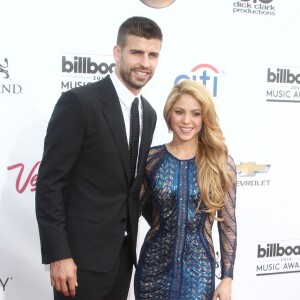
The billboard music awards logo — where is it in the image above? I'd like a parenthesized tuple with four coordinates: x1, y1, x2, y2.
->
(61, 54, 115, 93)
(174, 64, 220, 98)
(0, 58, 23, 95)
(266, 66, 300, 103)
(214, 251, 222, 279)
(236, 162, 271, 187)
(232, 0, 276, 16)
(257, 240, 300, 276)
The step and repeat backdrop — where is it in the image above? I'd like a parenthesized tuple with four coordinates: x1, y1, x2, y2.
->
(1, 0, 300, 299)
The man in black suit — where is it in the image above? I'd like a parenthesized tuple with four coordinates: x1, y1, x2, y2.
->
(35, 16, 163, 300)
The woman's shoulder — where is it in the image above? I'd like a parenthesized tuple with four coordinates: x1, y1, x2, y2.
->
(147, 144, 166, 160)
(150, 144, 165, 151)
(149, 144, 165, 154)
(227, 154, 235, 164)
(227, 154, 236, 172)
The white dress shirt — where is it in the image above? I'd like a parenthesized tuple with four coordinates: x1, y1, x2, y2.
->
(110, 72, 144, 236)
(110, 72, 143, 170)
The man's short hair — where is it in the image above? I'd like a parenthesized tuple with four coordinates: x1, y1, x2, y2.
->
(117, 16, 163, 48)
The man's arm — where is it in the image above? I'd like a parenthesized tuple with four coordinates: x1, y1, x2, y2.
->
(36, 91, 85, 268)
(36, 91, 86, 296)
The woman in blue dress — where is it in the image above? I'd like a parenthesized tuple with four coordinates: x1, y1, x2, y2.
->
(135, 80, 237, 300)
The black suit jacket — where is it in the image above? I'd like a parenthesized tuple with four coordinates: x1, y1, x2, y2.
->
(35, 76, 156, 272)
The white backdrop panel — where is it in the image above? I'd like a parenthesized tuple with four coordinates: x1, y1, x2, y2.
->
(1, 0, 300, 299)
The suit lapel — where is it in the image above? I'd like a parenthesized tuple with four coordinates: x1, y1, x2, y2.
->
(100, 77, 130, 182)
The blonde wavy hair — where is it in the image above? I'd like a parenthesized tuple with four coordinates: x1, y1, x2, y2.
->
(163, 80, 234, 219)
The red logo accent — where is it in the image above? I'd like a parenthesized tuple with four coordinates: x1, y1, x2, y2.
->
(7, 161, 40, 193)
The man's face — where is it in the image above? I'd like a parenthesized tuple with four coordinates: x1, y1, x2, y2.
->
(113, 35, 161, 95)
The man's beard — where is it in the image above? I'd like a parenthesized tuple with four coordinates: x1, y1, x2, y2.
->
(120, 68, 152, 90)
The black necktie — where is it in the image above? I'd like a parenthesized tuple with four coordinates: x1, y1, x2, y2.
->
(129, 97, 140, 185)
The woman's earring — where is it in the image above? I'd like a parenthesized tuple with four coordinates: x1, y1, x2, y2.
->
(168, 129, 173, 133)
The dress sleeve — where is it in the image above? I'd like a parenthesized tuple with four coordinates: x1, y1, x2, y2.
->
(139, 146, 162, 225)
(140, 175, 153, 225)
(217, 155, 237, 279)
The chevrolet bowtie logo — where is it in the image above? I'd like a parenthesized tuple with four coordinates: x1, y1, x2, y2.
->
(236, 162, 270, 177)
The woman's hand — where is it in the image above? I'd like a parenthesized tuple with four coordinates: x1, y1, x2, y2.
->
(212, 277, 232, 300)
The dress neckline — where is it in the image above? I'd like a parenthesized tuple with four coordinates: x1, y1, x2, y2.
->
(163, 144, 196, 162)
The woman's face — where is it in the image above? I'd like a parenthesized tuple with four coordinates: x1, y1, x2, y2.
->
(169, 94, 203, 144)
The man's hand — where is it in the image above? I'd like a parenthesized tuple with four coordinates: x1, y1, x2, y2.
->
(50, 258, 78, 297)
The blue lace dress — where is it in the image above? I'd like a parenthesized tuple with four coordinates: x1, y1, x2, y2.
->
(134, 145, 237, 300)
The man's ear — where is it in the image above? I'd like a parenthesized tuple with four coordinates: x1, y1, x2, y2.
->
(113, 45, 120, 63)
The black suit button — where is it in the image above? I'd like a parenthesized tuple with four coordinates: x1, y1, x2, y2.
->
(121, 218, 127, 223)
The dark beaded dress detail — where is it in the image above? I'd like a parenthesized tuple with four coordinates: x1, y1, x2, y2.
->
(135, 145, 237, 300)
